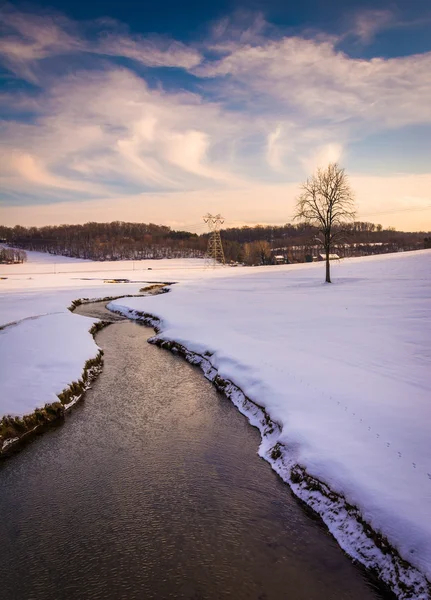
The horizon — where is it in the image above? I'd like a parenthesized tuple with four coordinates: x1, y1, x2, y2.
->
(1, 0, 431, 231)
(2, 217, 430, 236)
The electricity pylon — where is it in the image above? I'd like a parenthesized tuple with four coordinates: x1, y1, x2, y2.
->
(203, 213, 226, 267)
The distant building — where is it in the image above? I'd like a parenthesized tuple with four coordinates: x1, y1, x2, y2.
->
(274, 255, 286, 264)
(318, 253, 340, 261)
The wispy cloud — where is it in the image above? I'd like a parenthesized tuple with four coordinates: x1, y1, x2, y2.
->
(350, 9, 395, 43)
(95, 33, 201, 69)
(0, 5, 430, 229)
(345, 8, 431, 46)
(195, 34, 431, 130)
(0, 66, 248, 201)
(301, 143, 343, 174)
(0, 4, 202, 82)
(266, 125, 283, 171)
(0, 5, 83, 81)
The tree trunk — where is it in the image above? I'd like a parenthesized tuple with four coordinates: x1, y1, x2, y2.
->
(325, 245, 331, 283)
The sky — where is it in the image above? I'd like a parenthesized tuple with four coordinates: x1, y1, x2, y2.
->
(0, 0, 430, 232)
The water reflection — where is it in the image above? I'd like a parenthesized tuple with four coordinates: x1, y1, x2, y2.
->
(0, 309, 388, 600)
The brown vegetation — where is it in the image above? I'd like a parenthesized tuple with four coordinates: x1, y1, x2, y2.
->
(0, 247, 27, 264)
(1, 218, 428, 269)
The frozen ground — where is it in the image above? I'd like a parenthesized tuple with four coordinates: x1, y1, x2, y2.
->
(0, 312, 98, 416)
(0, 254, 213, 417)
(1, 249, 430, 597)
(0, 255, 207, 324)
(109, 250, 431, 595)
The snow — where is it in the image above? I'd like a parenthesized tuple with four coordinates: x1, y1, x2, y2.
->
(0, 254, 213, 419)
(109, 249, 431, 590)
(1, 247, 430, 596)
(0, 257, 207, 325)
(12, 249, 92, 264)
(0, 312, 98, 416)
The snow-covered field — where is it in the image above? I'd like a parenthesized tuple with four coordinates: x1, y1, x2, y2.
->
(0, 254, 207, 325)
(1, 249, 430, 597)
(109, 250, 431, 597)
(1, 312, 98, 416)
(0, 254, 211, 416)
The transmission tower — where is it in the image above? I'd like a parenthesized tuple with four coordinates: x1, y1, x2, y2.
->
(203, 213, 226, 267)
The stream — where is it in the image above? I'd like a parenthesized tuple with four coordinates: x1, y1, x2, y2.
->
(0, 300, 390, 599)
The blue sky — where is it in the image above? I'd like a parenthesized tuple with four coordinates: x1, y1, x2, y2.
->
(1, 0, 430, 230)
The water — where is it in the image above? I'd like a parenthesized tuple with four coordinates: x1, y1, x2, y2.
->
(0, 303, 389, 600)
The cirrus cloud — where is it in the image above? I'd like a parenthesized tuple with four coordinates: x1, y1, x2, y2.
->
(0, 5, 430, 230)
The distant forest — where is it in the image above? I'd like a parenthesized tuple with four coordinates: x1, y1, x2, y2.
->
(0, 246, 27, 264)
(0, 221, 429, 265)
(0, 222, 204, 261)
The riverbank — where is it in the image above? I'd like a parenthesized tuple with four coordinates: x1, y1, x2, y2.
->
(0, 320, 104, 457)
(0, 283, 168, 456)
(0, 317, 389, 600)
(109, 250, 431, 600)
(109, 302, 429, 600)
(1, 250, 429, 598)
(156, 339, 429, 600)
(0, 287, 404, 596)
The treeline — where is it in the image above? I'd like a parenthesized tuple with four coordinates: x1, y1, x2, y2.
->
(0, 222, 206, 261)
(220, 221, 426, 246)
(0, 247, 27, 264)
(220, 221, 429, 264)
(0, 221, 428, 265)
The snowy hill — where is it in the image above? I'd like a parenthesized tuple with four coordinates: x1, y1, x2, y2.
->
(1, 249, 430, 598)
(111, 250, 431, 597)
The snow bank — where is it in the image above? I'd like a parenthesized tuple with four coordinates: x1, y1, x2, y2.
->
(0, 251, 176, 426)
(0, 284, 142, 326)
(1, 253, 206, 275)
(110, 250, 431, 594)
(0, 250, 223, 422)
(0, 312, 98, 417)
(0, 256, 222, 326)
(1, 247, 430, 596)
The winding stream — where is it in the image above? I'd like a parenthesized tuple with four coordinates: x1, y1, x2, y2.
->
(0, 301, 390, 599)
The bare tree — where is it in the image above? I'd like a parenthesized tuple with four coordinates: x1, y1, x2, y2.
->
(294, 163, 356, 283)
(243, 240, 272, 265)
